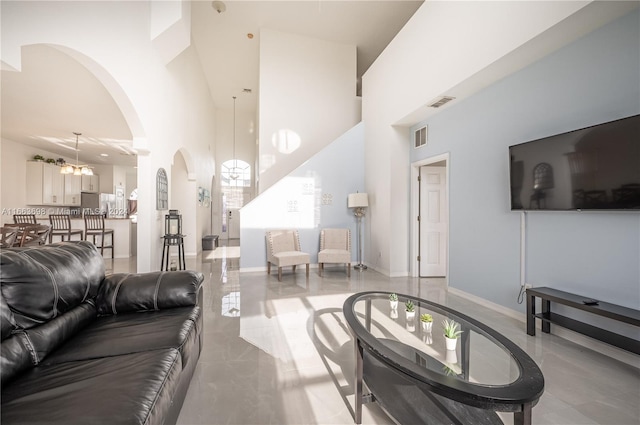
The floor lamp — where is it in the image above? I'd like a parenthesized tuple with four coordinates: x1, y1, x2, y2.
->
(348, 192, 369, 270)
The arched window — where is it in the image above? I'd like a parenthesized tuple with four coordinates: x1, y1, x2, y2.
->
(221, 159, 251, 187)
(156, 168, 168, 210)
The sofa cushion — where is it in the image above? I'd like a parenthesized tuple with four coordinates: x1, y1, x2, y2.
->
(21, 301, 97, 365)
(0, 241, 104, 329)
(1, 348, 183, 425)
(0, 334, 32, 388)
(1, 293, 17, 341)
(96, 271, 203, 315)
(43, 306, 201, 371)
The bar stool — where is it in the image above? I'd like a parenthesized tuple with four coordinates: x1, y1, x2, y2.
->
(49, 214, 84, 243)
(84, 214, 114, 258)
(13, 214, 37, 225)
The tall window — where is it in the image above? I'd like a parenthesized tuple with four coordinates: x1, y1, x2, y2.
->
(221, 159, 251, 188)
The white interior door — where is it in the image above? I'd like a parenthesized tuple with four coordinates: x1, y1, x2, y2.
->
(228, 209, 240, 239)
(419, 166, 448, 277)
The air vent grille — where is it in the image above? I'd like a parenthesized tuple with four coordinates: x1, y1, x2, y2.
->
(428, 96, 455, 108)
(415, 126, 427, 148)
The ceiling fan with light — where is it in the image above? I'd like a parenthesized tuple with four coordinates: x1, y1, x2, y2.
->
(60, 132, 93, 176)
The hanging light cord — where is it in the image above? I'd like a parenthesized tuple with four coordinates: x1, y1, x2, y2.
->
(233, 96, 237, 170)
(74, 132, 81, 167)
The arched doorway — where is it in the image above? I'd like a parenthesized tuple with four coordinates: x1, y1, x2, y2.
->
(220, 159, 251, 242)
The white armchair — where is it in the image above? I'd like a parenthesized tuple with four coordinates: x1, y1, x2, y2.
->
(318, 228, 351, 277)
(266, 230, 311, 282)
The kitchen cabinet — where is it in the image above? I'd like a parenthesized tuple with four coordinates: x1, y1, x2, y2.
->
(64, 174, 82, 206)
(81, 174, 100, 192)
(26, 161, 65, 205)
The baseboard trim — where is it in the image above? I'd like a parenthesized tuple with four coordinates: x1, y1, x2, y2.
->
(447, 286, 524, 322)
(240, 263, 320, 274)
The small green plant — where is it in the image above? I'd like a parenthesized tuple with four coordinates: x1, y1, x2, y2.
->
(442, 319, 463, 339)
(45, 158, 56, 164)
(389, 293, 398, 302)
(405, 300, 415, 312)
(443, 364, 458, 376)
(33, 154, 44, 161)
(420, 313, 433, 323)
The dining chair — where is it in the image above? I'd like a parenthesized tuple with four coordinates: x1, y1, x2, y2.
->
(49, 214, 84, 243)
(18, 224, 51, 247)
(84, 214, 114, 258)
(0, 226, 19, 248)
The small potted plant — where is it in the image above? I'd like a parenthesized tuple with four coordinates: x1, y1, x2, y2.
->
(389, 293, 398, 310)
(442, 319, 463, 350)
(33, 154, 44, 162)
(405, 300, 415, 320)
(45, 158, 56, 164)
(420, 313, 433, 332)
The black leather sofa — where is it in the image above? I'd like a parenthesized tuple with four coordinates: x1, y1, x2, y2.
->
(0, 241, 203, 425)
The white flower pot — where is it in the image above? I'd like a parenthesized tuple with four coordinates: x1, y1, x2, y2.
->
(406, 310, 415, 320)
(445, 349, 458, 364)
(421, 321, 433, 332)
(390, 309, 398, 319)
(390, 300, 398, 310)
(423, 333, 433, 345)
(445, 336, 458, 351)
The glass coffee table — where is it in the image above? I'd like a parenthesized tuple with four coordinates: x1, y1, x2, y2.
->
(343, 292, 544, 425)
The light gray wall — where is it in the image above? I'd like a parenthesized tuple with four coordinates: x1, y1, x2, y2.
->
(240, 123, 365, 270)
(411, 10, 640, 312)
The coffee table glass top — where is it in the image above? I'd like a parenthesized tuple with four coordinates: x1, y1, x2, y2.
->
(344, 291, 544, 410)
(352, 293, 518, 386)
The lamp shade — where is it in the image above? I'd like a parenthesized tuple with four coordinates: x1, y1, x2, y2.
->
(348, 193, 369, 208)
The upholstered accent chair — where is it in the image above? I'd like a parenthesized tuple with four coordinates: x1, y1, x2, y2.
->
(266, 230, 310, 282)
(318, 228, 351, 277)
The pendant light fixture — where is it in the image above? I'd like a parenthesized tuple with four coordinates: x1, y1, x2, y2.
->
(60, 132, 93, 176)
(229, 96, 240, 180)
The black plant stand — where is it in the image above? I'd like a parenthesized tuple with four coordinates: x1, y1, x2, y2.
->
(161, 234, 185, 271)
(161, 210, 186, 271)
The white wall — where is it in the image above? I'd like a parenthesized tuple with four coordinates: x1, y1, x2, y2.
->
(0, 138, 73, 224)
(362, 1, 608, 277)
(258, 29, 360, 193)
(2, 1, 217, 271)
(240, 123, 364, 270)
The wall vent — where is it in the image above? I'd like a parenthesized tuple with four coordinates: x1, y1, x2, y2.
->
(415, 126, 427, 148)
(428, 96, 455, 108)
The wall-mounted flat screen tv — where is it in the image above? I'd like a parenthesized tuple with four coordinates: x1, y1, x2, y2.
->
(509, 114, 640, 211)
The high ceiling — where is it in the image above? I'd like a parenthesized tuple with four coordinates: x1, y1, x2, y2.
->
(0, 1, 422, 167)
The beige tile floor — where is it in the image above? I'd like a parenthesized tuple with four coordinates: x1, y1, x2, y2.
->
(107, 246, 640, 425)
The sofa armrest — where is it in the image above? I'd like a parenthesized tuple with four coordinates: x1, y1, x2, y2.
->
(96, 271, 204, 315)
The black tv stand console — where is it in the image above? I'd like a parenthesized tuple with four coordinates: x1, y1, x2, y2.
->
(526, 287, 640, 355)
